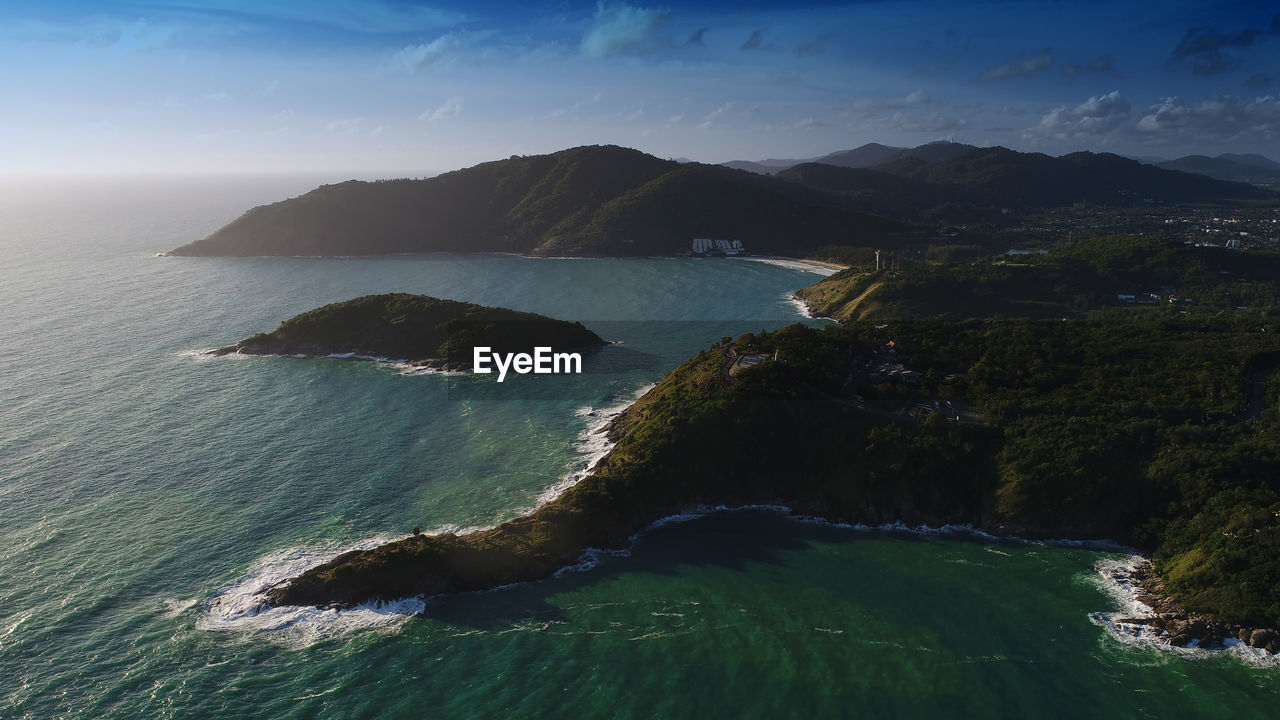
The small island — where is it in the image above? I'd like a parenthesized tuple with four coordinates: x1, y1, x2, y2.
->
(212, 293, 607, 369)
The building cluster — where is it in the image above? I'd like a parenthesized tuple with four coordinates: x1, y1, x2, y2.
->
(691, 238, 745, 256)
(1006, 206, 1279, 249)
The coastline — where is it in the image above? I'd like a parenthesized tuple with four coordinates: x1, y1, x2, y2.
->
(205, 346, 475, 373)
(787, 291, 824, 321)
(163, 247, 854, 274)
(1093, 557, 1280, 659)
(730, 255, 849, 276)
(222, 386, 647, 620)
(240, 497, 1280, 664)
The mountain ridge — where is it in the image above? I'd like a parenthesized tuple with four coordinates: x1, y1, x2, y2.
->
(170, 144, 912, 258)
(170, 142, 1274, 258)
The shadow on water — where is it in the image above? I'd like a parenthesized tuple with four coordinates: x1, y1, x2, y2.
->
(418, 508, 1025, 630)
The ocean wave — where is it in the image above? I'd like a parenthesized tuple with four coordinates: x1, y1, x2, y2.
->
(1086, 556, 1280, 667)
(324, 352, 402, 363)
(198, 537, 424, 646)
(785, 291, 840, 323)
(529, 383, 656, 510)
(176, 348, 243, 362)
(204, 385, 654, 636)
(786, 292, 818, 319)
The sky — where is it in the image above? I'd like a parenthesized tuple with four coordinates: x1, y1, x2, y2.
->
(2, 0, 1278, 176)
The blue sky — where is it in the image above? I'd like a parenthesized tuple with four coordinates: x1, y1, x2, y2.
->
(3, 0, 1278, 175)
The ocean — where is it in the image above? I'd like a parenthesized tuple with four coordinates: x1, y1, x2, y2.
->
(1, 176, 1278, 719)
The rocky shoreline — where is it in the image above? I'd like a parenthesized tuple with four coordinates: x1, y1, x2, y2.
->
(208, 342, 473, 371)
(1106, 558, 1280, 654)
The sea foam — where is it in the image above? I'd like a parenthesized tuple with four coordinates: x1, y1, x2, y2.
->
(530, 383, 655, 510)
(201, 383, 655, 636)
(198, 537, 425, 646)
(1086, 556, 1280, 667)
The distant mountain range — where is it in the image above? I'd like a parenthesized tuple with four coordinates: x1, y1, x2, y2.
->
(728, 143, 1280, 189)
(772, 142, 1272, 223)
(1154, 153, 1280, 187)
(170, 143, 1274, 258)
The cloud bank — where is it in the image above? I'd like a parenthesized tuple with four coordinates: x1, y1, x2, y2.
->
(580, 2, 669, 58)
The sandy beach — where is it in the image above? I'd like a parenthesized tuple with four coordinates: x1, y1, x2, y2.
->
(731, 256, 850, 277)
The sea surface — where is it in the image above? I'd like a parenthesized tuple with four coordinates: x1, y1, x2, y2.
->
(1, 176, 1278, 719)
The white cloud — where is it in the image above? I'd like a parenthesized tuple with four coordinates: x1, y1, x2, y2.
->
(580, 1, 669, 58)
(133, 0, 466, 35)
(698, 102, 734, 128)
(421, 96, 463, 122)
(979, 51, 1053, 81)
(888, 112, 966, 133)
(1026, 90, 1131, 140)
(1137, 94, 1280, 142)
(572, 93, 603, 111)
(326, 118, 362, 135)
(114, 17, 176, 52)
(158, 91, 229, 108)
(392, 33, 463, 71)
(791, 117, 827, 130)
(843, 90, 933, 117)
(546, 93, 601, 119)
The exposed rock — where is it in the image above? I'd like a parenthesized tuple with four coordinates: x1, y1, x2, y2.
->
(1249, 629, 1275, 649)
(1111, 559, 1279, 654)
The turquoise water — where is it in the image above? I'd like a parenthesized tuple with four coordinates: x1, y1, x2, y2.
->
(2, 177, 1279, 718)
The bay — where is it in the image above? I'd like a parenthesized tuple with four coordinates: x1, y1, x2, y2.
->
(1, 176, 1276, 719)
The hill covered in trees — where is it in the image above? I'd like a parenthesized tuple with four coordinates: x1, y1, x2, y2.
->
(776, 143, 1274, 224)
(1157, 153, 1280, 188)
(213, 293, 605, 365)
(795, 236, 1280, 321)
(263, 314, 1280, 639)
(169, 143, 1273, 258)
(169, 145, 912, 258)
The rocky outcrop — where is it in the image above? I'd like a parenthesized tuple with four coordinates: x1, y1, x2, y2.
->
(1111, 561, 1280, 654)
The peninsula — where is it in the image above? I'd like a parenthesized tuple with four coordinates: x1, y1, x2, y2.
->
(260, 263, 1280, 649)
(212, 293, 606, 368)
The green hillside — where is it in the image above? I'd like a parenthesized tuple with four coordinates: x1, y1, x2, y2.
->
(170, 145, 913, 258)
(796, 236, 1280, 321)
(264, 316, 1280, 633)
(218, 293, 605, 362)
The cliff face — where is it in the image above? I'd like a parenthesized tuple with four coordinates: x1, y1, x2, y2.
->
(215, 293, 606, 363)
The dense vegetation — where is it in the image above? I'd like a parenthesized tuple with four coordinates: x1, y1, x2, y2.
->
(1157, 153, 1280, 188)
(266, 323, 999, 608)
(224, 293, 605, 362)
(267, 311, 1280, 627)
(169, 143, 1271, 258)
(264, 236, 1280, 629)
(169, 145, 911, 258)
(775, 143, 1273, 224)
(797, 236, 1280, 321)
